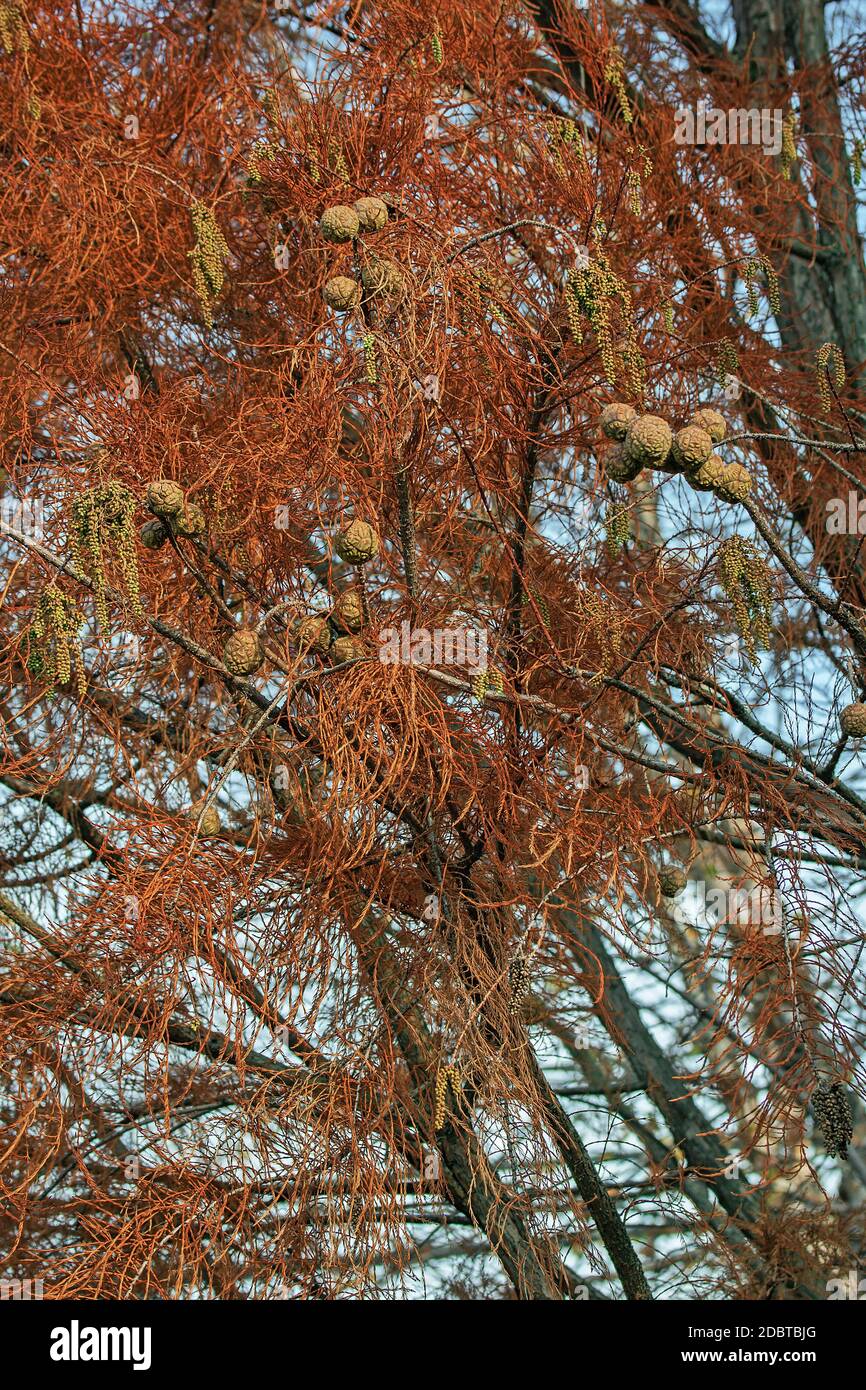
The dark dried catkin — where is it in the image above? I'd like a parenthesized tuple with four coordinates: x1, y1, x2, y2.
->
(813, 1081, 853, 1160)
(508, 954, 531, 1013)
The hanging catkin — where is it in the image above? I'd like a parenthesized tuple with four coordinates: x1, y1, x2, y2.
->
(605, 500, 631, 556)
(0, 1, 29, 55)
(565, 253, 641, 389)
(27, 585, 86, 698)
(70, 482, 142, 629)
(780, 112, 798, 178)
(508, 951, 532, 1013)
(813, 1081, 853, 1160)
(816, 342, 845, 414)
(434, 1064, 463, 1130)
(715, 339, 739, 386)
(717, 536, 773, 661)
(744, 254, 780, 317)
(603, 48, 632, 126)
(189, 201, 229, 329)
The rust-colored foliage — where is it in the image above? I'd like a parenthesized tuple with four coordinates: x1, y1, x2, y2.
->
(2, 0, 866, 1301)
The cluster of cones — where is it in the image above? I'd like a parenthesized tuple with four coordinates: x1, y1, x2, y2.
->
(318, 198, 404, 313)
(293, 519, 379, 664)
(184, 518, 380, 836)
(600, 404, 753, 503)
(142, 479, 206, 546)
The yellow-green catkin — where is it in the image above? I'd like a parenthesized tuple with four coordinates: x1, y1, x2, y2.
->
(189, 200, 229, 330)
(583, 589, 624, 679)
(780, 112, 798, 179)
(328, 139, 350, 184)
(605, 500, 630, 556)
(521, 586, 551, 628)
(262, 88, 280, 129)
(476, 267, 506, 324)
(0, 1, 29, 55)
(603, 48, 632, 126)
(547, 121, 566, 177)
(305, 143, 321, 184)
(564, 273, 584, 345)
(564, 118, 587, 163)
(715, 339, 739, 386)
(363, 333, 378, 385)
(718, 536, 773, 661)
(764, 258, 781, 315)
(853, 139, 863, 187)
(565, 252, 641, 389)
(547, 116, 586, 175)
(626, 170, 642, 216)
(567, 259, 617, 378)
(744, 254, 780, 317)
(70, 482, 142, 630)
(246, 140, 273, 187)
(662, 301, 675, 334)
(621, 325, 645, 397)
(817, 342, 845, 414)
(743, 259, 759, 317)
(472, 668, 495, 701)
(430, 24, 444, 65)
(27, 585, 86, 698)
(625, 144, 652, 216)
(459, 267, 505, 330)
